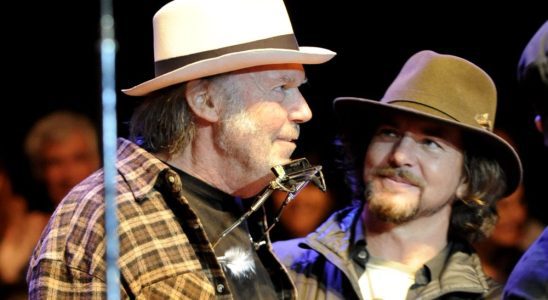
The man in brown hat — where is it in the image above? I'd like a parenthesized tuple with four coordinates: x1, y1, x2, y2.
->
(274, 50, 522, 299)
(27, 0, 335, 298)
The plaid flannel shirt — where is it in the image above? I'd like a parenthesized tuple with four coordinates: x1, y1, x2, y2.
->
(27, 138, 295, 299)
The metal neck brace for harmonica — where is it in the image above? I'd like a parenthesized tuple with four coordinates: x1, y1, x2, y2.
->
(212, 158, 326, 249)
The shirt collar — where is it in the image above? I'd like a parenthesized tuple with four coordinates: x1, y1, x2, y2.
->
(170, 165, 236, 210)
(415, 242, 452, 285)
(351, 210, 368, 268)
(115, 138, 170, 201)
(350, 209, 452, 285)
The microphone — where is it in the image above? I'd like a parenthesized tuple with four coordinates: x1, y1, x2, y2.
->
(271, 157, 326, 193)
(212, 158, 326, 249)
(213, 158, 326, 277)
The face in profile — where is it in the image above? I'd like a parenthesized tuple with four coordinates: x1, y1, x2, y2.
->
(213, 64, 311, 195)
(40, 130, 100, 205)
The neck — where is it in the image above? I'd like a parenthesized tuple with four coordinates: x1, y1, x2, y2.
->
(157, 127, 272, 198)
(363, 204, 451, 270)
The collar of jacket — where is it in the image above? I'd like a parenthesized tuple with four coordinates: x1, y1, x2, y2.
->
(301, 204, 496, 298)
(115, 138, 171, 202)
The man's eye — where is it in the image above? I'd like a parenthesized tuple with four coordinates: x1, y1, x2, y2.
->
(274, 85, 287, 93)
(423, 138, 442, 149)
(377, 127, 398, 138)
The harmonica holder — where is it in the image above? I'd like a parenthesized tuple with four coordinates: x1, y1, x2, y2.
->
(212, 158, 326, 249)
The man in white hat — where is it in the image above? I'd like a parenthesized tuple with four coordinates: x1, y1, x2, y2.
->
(503, 21, 548, 300)
(27, 0, 335, 298)
(274, 50, 522, 299)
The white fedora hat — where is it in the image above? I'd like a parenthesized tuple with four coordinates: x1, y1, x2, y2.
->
(123, 0, 336, 96)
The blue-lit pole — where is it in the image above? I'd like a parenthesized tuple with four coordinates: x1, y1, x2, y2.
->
(100, 0, 119, 299)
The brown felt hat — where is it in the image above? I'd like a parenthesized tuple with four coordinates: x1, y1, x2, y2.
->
(334, 50, 522, 196)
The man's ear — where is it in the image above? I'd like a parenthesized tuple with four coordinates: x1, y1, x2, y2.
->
(455, 176, 469, 200)
(186, 79, 220, 123)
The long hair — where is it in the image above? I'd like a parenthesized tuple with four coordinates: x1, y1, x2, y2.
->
(129, 73, 239, 156)
(450, 151, 506, 243)
(333, 127, 375, 205)
(129, 83, 195, 156)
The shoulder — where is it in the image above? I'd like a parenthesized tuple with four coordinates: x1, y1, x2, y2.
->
(28, 171, 112, 275)
(503, 228, 548, 298)
(273, 238, 320, 266)
(425, 242, 502, 298)
(508, 228, 548, 279)
(273, 204, 361, 265)
(29, 164, 143, 274)
(272, 237, 356, 300)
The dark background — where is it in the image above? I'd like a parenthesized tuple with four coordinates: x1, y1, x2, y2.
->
(2, 1, 547, 222)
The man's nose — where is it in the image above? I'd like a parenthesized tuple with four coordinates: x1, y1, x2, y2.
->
(288, 90, 312, 124)
(389, 136, 417, 167)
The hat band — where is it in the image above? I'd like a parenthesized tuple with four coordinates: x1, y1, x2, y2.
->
(387, 100, 459, 122)
(155, 34, 300, 76)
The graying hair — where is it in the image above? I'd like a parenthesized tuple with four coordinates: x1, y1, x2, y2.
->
(25, 111, 98, 167)
(129, 73, 240, 155)
(130, 83, 195, 155)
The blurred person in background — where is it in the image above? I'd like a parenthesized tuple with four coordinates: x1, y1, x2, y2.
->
(0, 158, 49, 299)
(270, 185, 336, 239)
(504, 20, 548, 299)
(2, 110, 100, 298)
(24, 110, 101, 209)
(474, 129, 542, 284)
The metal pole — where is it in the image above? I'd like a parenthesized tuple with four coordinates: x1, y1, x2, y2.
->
(99, 0, 120, 298)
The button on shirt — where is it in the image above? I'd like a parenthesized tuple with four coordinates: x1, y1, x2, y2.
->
(170, 167, 279, 299)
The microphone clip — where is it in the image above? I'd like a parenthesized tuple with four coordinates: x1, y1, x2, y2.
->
(212, 158, 326, 249)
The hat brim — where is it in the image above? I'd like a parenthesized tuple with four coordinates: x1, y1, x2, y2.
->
(122, 46, 335, 96)
(333, 97, 522, 196)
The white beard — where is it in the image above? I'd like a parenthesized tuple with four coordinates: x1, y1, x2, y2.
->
(216, 109, 276, 180)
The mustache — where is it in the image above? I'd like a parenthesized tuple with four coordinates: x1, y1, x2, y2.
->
(372, 167, 426, 188)
(293, 124, 300, 139)
(283, 123, 300, 140)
